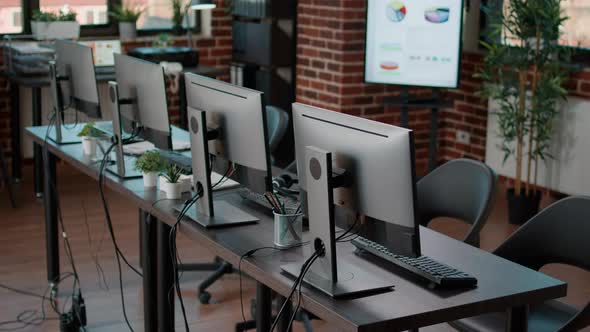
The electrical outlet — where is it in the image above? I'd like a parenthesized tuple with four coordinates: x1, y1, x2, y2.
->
(456, 130, 471, 145)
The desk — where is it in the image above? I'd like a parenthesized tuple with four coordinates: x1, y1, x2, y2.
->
(26, 124, 567, 332)
(2, 65, 226, 198)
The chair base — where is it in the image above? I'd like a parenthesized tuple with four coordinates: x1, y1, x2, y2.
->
(178, 258, 233, 304)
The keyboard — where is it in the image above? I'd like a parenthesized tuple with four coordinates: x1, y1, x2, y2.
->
(352, 236, 477, 289)
(238, 189, 301, 213)
(95, 66, 116, 75)
(159, 150, 192, 172)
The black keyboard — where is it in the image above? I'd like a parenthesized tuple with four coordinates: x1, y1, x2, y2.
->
(159, 150, 192, 172)
(238, 189, 301, 213)
(352, 236, 477, 289)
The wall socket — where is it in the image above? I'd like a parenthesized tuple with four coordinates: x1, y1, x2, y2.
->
(456, 130, 471, 145)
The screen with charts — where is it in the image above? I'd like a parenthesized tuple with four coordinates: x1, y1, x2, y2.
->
(81, 40, 122, 67)
(364, 0, 464, 88)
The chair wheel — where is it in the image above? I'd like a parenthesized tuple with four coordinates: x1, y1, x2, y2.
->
(199, 291, 211, 304)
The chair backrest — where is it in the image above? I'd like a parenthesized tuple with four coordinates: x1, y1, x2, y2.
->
(265, 105, 289, 154)
(493, 196, 590, 331)
(494, 196, 590, 271)
(417, 158, 497, 247)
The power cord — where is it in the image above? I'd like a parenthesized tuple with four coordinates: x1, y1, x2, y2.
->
(43, 115, 87, 331)
(97, 142, 140, 332)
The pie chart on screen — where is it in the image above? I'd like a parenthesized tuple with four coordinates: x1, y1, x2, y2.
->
(424, 7, 450, 23)
(386, 1, 407, 22)
(380, 61, 399, 71)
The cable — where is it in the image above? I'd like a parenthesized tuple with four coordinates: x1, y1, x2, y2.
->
(269, 251, 320, 332)
(168, 191, 203, 332)
(236, 243, 309, 324)
(285, 253, 320, 332)
(0, 284, 46, 300)
(97, 142, 139, 332)
(80, 199, 109, 291)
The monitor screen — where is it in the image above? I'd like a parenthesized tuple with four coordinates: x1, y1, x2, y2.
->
(364, 0, 464, 88)
(81, 40, 122, 67)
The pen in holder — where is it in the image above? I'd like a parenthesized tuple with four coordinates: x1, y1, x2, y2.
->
(273, 209, 303, 248)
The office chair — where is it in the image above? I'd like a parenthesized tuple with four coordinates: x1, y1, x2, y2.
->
(0, 143, 16, 208)
(417, 158, 497, 247)
(450, 196, 590, 332)
(179, 105, 291, 305)
(265, 105, 290, 164)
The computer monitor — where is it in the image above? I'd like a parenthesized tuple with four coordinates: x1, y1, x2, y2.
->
(105, 53, 172, 178)
(80, 40, 122, 67)
(281, 102, 420, 298)
(48, 39, 101, 144)
(179, 73, 272, 228)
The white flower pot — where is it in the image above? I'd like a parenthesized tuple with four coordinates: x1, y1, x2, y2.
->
(119, 22, 137, 40)
(160, 177, 183, 199)
(81, 137, 97, 157)
(143, 172, 159, 188)
(31, 21, 80, 40)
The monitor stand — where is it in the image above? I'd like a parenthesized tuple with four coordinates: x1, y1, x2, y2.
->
(281, 146, 395, 299)
(105, 82, 142, 179)
(176, 107, 258, 228)
(48, 61, 82, 144)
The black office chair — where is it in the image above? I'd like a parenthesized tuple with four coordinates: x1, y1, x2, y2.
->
(417, 158, 497, 247)
(450, 196, 590, 332)
(265, 105, 290, 164)
(182, 105, 292, 304)
(0, 143, 16, 208)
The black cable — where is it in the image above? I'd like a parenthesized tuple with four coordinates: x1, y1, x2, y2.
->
(236, 242, 309, 324)
(0, 284, 46, 300)
(285, 253, 320, 332)
(97, 143, 138, 332)
(269, 251, 319, 332)
(168, 191, 203, 332)
(80, 199, 109, 291)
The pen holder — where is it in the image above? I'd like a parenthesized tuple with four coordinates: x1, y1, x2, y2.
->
(273, 210, 303, 248)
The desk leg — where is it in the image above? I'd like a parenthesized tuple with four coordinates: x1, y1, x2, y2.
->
(42, 149, 59, 285)
(256, 283, 272, 332)
(157, 221, 175, 332)
(142, 214, 157, 332)
(179, 74, 188, 130)
(10, 83, 21, 183)
(32, 87, 44, 198)
(506, 305, 528, 332)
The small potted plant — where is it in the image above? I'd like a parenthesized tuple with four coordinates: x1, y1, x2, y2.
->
(110, 3, 144, 40)
(134, 150, 165, 188)
(31, 9, 80, 40)
(160, 163, 184, 199)
(77, 123, 102, 157)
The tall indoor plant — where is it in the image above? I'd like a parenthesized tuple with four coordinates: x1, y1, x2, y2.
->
(479, 0, 571, 224)
(110, 3, 144, 39)
(171, 0, 185, 35)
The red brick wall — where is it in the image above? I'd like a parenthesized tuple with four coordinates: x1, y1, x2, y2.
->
(296, 0, 590, 176)
(0, 0, 231, 174)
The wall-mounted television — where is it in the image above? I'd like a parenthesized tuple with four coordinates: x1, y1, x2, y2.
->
(364, 0, 464, 88)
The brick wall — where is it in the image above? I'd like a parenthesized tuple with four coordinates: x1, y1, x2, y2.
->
(0, 0, 231, 175)
(296, 0, 590, 177)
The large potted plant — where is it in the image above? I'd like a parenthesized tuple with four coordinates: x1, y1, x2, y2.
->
(479, 0, 571, 224)
(171, 0, 185, 35)
(134, 150, 165, 188)
(110, 3, 144, 39)
(31, 9, 80, 40)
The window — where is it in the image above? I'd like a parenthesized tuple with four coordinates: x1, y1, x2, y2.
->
(494, 0, 590, 50)
(40, 0, 109, 26)
(126, 0, 199, 31)
(0, 2, 23, 33)
(561, 0, 590, 49)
